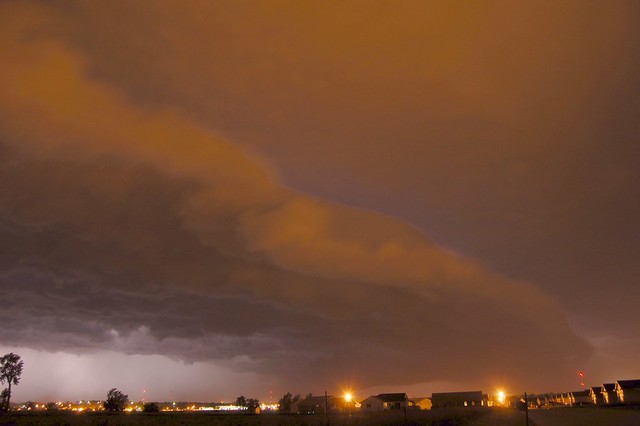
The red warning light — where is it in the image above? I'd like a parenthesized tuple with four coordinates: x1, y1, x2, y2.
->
(578, 372, 584, 377)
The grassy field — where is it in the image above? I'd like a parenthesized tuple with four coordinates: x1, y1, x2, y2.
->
(10, 407, 640, 426)
(0, 408, 528, 426)
(528, 406, 640, 426)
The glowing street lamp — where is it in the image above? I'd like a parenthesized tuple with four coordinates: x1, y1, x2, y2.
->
(497, 390, 506, 405)
(343, 391, 353, 415)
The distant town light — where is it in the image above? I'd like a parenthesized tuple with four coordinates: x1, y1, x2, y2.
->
(497, 390, 506, 404)
(344, 392, 352, 402)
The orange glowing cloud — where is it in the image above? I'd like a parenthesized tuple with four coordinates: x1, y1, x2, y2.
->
(0, 1, 595, 394)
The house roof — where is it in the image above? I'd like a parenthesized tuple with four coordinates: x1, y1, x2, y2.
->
(298, 395, 337, 406)
(376, 393, 408, 403)
(589, 387, 601, 395)
(616, 379, 640, 389)
(571, 390, 589, 397)
(432, 391, 483, 404)
(602, 383, 616, 392)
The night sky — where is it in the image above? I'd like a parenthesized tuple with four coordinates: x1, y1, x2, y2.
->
(1, 1, 639, 402)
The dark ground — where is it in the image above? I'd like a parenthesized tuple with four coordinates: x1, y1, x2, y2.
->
(0, 408, 522, 426)
(528, 406, 640, 426)
(3, 407, 640, 426)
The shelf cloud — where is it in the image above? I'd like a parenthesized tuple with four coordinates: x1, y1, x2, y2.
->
(0, 2, 591, 397)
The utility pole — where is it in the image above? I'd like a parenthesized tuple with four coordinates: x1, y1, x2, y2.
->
(325, 390, 330, 426)
(524, 392, 529, 426)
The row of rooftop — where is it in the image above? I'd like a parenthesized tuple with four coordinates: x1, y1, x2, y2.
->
(524, 379, 640, 408)
(11, 378, 640, 414)
(292, 391, 488, 413)
(292, 378, 640, 413)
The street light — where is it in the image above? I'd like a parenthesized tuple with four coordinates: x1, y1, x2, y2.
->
(344, 392, 353, 416)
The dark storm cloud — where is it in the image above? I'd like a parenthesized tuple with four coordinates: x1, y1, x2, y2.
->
(0, 1, 621, 396)
(0, 269, 302, 360)
(42, 0, 640, 325)
(49, 0, 639, 388)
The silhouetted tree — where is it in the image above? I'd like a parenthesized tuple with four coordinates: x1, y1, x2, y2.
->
(103, 388, 129, 412)
(278, 392, 300, 413)
(235, 395, 247, 408)
(235, 395, 259, 412)
(0, 352, 23, 412)
(246, 398, 260, 413)
(143, 402, 159, 413)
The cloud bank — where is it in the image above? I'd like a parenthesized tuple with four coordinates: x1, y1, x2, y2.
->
(0, 1, 592, 397)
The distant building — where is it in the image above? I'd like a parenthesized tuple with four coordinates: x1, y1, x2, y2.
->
(360, 393, 408, 412)
(360, 396, 383, 412)
(524, 394, 538, 408)
(408, 397, 432, 410)
(549, 393, 563, 405)
(601, 383, 618, 405)
(431, 391, 485, 409)
(502, 395, 520, 408)
(293, 395, 339, 414)
(558, 392, 573, 405)
(570, 390, 592, 406)
(588, 387, 604, 405)
(536, 394, 549, 407)
(615, 379, 640, 404)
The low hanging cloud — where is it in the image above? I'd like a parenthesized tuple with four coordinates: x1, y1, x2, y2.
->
(0, 2, 590, 394)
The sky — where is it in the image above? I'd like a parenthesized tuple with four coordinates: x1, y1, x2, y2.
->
(1, 0, 639, 403)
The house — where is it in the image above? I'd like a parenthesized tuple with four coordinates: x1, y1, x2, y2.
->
(549, 393, 563, 405)
(503, 395, 520, 408)
(601, 383, 618, 404)
(431, 391, 485, 409)
(615, 379, 640, 404)
(360, 396, 383, 412)
(536, 394, 549, 407)
(360, 393, 408, 412)
(408, 397, 432, 410)
(293, 395, 340, 414)
(570, 390, 592, 406)
(588, 387, 604, 405)
(524, 394, 539, 408)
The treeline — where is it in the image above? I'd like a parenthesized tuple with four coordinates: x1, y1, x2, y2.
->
(0, 353, 312, 415)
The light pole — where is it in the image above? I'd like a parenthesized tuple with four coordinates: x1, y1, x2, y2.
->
(344, 392, 352, 416)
